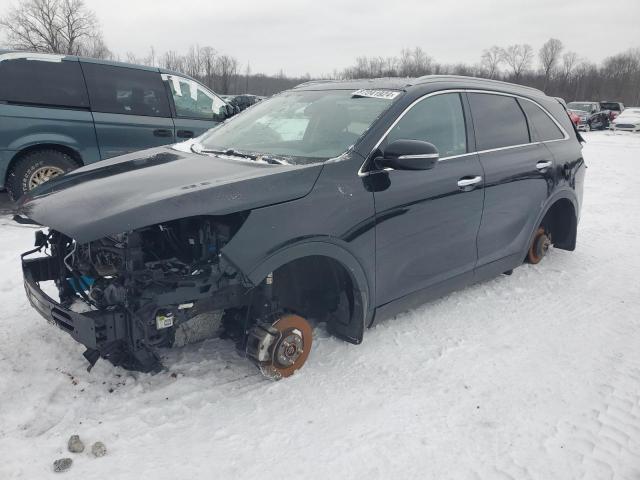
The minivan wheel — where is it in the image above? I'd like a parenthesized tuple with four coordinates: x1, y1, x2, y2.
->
(6, 150, 78, 201)
(527, 227, 551, 264)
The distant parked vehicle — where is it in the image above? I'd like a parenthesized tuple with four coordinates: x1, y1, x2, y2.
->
(0, 50, 235, 200)
(225, 94, 263, 112)
(567, 109, 580, 128)
(567, 101, 610, 131)
(600, 101, 625, 122)
(611, 107, 640, 132)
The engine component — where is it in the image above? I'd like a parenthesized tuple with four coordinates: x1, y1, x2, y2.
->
(246, 314, 313, 380)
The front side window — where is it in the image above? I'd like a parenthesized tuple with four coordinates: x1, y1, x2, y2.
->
(198, 89, 398, 164)
(385, 93, 467, 157)
(468, 93, 530, 151)
(518, 99, 564, 142)
(0, 57, 88, 108)
(166, 75, 227, 121)
(82, 63, 170, 117)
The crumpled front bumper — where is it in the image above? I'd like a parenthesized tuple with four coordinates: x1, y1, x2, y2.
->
(22, 255, 126, 351)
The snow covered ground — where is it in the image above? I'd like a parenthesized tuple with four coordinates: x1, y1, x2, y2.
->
(1, 131, 639, 479)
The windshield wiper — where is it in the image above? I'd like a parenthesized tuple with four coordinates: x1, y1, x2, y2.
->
(198, 148, 287, 165)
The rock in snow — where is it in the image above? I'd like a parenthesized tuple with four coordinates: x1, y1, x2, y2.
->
(53, 458, 72, 473)
(67, 434, 84, 453)
(91, 441, 107, 457)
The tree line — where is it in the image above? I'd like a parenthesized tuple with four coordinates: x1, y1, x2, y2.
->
(1, 0, 639, 104)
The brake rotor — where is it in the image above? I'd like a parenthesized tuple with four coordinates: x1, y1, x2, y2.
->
(261, 314, 312, 380)
(527, 227, 551, 264)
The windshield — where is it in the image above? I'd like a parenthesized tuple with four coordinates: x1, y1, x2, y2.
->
(600, 102, 621, 111)
(197, 89, 399, 164)
(567, 102, 595, 113)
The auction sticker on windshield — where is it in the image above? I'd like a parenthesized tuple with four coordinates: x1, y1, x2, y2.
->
(351, 89, 401, 99)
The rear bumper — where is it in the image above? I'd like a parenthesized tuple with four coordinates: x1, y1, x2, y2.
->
(22, 255, 125, 350)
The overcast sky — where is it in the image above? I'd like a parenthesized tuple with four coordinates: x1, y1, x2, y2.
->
(83, 0, 640, 76)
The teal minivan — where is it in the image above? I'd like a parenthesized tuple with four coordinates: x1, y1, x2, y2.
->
(0, 51, 234, 199)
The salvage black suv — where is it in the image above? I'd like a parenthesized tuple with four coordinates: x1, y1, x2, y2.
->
(17, 76, 585, 379)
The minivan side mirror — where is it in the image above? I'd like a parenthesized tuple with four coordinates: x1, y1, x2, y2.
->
(375, 139, 439, 171)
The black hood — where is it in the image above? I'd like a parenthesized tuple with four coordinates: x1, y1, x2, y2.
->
(17, 146, 323, 243)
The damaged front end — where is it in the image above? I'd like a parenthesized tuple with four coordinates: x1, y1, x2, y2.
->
(22, 214, 292, 374)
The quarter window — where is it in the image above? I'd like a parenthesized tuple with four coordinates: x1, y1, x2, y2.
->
(468, 93, 530, 150)
(82, 62, 170, 117)
(0, 57, 88, 108)
(386, 93, 467, 157)
(165, 75, 227, 121)
(518, 99, 564, 141)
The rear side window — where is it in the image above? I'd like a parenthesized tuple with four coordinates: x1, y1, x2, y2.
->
(386, 93, 467, 157)
(518, 99, 564, 141)
(82, 63, 170, 117)
(468, 93, 529, 150)
(0, 58, 88, 108)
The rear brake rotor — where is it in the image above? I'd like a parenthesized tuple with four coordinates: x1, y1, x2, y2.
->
(260, 314, 312, 380)
(527, 227, 551, 264)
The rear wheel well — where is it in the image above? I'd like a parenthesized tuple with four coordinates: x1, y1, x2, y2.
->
(272, 256, 355, 334)
(6, 144, 83, 184)
(541, 198, 577, 251)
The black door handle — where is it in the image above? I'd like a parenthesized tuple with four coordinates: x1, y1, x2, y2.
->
(153, 129, 172, 137)
(177, 130, 194, 138)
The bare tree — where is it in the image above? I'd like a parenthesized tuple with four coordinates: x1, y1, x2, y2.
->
(539, 38, 563, 89)
(0, 0, 108, 57)
(500, 44, 534, 81)
(561, 51, 579, 80)
(215, 54, 239, 94)
(481, 46, 503, 78)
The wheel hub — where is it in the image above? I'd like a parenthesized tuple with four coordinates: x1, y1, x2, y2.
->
(527, 227, 551, 264)
(275, 329, 304, 367)
(28, 166, 65, 190)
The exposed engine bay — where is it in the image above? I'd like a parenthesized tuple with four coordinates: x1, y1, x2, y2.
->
(22, 214, 314, 378)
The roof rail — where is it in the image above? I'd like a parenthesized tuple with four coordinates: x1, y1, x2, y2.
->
(413, 75, 545, 95)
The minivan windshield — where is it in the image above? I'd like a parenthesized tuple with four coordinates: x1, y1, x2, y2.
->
(197, 89, 399, 164)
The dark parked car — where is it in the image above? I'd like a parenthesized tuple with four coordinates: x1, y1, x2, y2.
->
(224, 94, 263, 112)
(0, 51, 234, 200)
(599, 101, 625, 121)
(566, 101, 610, 131)
(17, 76, 585, 379)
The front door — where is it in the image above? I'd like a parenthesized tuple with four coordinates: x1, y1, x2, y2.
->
(372, 92, 484, 306)
(81, 62, 175, 159)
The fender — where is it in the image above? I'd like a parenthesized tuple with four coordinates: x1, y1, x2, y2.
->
(523, 186, 579, 256)
(243, 239, 374, 344)
(7, 132, 86, 153)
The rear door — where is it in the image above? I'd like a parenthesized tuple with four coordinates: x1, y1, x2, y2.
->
(81, 62, 175, 159)
(468, 92, 555, 268)
(163, 74, 227, 140)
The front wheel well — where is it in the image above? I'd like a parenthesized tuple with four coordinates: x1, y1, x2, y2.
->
(271, 255, 356, 337)
(6, 144, 83, 183)
(540, 198, 577, 251)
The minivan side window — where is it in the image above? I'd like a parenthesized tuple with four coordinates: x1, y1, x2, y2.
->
(165, 75, 227, 122)
(468, 93, 530, 151)
(518, 99, 564, 141)
(386, 93, 467, 157)
(82, 63, 170, 117)
(0, 58, 88, 108)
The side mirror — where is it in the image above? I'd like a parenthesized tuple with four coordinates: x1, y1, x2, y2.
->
(375, 139, 439, 171)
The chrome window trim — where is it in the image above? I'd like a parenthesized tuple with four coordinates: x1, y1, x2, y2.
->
(357, 88, 570, 177)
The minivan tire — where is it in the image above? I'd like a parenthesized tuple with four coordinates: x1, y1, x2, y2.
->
(6, 150, 78, 201)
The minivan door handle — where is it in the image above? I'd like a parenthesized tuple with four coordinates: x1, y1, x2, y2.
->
(177, 130, 195, 138)
(457, 176, 482, 190)
(153, 128, 173, 138)
(536, 160, 552, 171)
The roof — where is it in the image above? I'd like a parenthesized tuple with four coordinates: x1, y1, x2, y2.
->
(294, 75, 546, 98)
